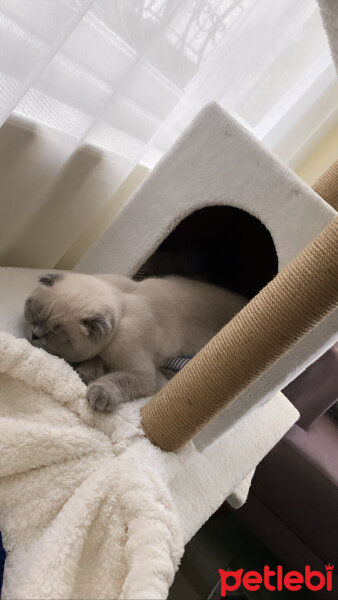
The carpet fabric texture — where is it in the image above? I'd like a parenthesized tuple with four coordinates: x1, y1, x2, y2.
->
(76, 104, 335, 277)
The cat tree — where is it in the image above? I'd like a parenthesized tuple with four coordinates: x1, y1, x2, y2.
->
(76, 103, 337, 454)
(0, 3, 337, 595)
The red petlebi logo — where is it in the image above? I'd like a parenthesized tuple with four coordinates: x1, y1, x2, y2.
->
(218, 564, 334, 596)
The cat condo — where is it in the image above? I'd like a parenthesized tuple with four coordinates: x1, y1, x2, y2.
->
(76, 103, 337, 453)
(0, 9, 338, 596)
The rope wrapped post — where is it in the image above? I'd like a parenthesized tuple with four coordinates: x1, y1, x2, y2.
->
(141, 217, 338, 452)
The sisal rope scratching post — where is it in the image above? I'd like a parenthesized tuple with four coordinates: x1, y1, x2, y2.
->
(141, 173, 338, 452)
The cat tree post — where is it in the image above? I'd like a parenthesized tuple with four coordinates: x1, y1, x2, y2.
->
(141, 211, 338, 452)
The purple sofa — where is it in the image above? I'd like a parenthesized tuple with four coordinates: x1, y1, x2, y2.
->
(237, 344, 338, 598)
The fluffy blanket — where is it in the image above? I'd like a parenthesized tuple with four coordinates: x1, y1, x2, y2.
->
(0, 332, 184, 600)
(0, 331, 299, 599)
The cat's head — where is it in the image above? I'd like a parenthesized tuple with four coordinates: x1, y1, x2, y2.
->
(24, 273, 119, 362)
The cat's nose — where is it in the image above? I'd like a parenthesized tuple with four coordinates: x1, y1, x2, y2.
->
(32, 327, 42, 340)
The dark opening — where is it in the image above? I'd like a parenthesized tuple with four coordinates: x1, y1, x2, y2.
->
(136, 206, 278, 299)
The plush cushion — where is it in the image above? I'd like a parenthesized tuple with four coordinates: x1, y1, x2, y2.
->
(283, 343, 338, 428)
(248, 413, 338, 562)
(330, 401, 338, 419)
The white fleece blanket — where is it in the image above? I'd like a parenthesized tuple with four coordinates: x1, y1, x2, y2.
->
(0, 332, 184, 600)
(0, 330, 299, 599)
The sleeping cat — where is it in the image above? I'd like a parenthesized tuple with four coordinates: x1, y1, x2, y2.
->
(24, 272, 246, 412)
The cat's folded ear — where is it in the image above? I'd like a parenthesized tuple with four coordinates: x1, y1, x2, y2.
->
(81, 313, 113, 339)
(24, 296, 43, 317)
(39, 273, 63, 287)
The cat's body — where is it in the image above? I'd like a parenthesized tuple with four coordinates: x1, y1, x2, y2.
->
(24, 272, 246, 412)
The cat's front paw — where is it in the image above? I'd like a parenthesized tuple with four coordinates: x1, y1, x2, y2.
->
(86, 383, 120, 413)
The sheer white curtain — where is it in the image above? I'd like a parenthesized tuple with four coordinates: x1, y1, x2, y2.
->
(0, 0, 336, 268)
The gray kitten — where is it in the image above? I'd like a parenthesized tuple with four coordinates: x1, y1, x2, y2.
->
(24, 272, 246, 412)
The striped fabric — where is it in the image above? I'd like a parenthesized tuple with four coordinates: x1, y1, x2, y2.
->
(163, 356, 193, 373)
(132, 265, 149, 281)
